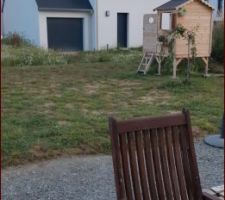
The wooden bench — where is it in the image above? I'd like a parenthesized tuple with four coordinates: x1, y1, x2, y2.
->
(203, 185, 224, 200)
(109, 109, 222, 200)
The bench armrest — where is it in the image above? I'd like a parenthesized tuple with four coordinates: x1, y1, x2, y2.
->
(202, 192, 222, 200)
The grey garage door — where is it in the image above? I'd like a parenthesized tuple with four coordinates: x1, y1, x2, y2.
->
(47, 18, 83, 51)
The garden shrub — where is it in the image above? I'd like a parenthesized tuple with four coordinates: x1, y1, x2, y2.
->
(2, 45, 68, 66)
(211, 21, 224, 63)
(98, 52, 112, 62)
(2, 32, 31, 47)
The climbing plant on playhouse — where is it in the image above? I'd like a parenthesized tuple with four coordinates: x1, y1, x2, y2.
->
(166, 24, 198, 82)
(140, 0, 214, 78)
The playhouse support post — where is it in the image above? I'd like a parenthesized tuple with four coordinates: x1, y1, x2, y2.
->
(173, 58, 182, 79)
(202, 57, 209, 77)
(156, 56, 162, 76)
(173, 59, 177, 79)
(158, 61, 161, 76)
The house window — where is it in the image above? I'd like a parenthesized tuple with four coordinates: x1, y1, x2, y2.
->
(160, 13, 172, 30)
(149, 17, 154, 24)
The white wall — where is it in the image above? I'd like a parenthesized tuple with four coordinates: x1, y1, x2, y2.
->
(39, 11, 93, 51)
(1, 0, 4, 38)
(96, 0, 167, 50)
(3, 0, 40, 45)
(2, 0, 169, 51)
(89, 0, 97, 50)
(208, 0, 224, 21)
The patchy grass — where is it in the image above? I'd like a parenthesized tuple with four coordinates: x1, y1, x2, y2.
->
(1, 44, 142, 67)
(2, 47, 224, 167)
(1, 44, 68, 66)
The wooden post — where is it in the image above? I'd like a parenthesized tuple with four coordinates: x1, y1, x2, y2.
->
(156, 56, 162, 76)
(173, 58, 177, 79)
(187, 39, 191, 81)
(158, 60, 162, 76)
(202, 57, 209, 77)
(205, 58, 209, 77)
(173, 58, 183, 79)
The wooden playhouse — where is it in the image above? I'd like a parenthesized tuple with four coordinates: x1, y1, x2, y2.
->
(138, 0, 214, 78)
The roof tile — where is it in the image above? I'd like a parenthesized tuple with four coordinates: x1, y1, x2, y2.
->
(36, 0, 93, 11)
(154, 0, 213, 11)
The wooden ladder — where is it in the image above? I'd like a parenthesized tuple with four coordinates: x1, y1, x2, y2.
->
(137, 52, 154, 75)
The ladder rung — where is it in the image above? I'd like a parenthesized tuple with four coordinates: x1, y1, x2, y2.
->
(137, 52, 154, 75)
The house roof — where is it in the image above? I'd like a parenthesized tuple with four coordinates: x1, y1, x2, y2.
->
(35, 0, 93, 12)
(154, 0, 214, 11)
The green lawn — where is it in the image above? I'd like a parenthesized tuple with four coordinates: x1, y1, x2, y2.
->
(2, 47, 224, 167)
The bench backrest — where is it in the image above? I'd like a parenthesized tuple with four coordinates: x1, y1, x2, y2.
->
(109, 109, 203, 200)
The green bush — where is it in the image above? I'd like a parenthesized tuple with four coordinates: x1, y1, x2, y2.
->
(1, 33, 70, 66)
(78, 48, 142, 64)
(98, 52, 112, 62)
(211, 22, 224, 63)
(2, 33, 31, 47)
(2, 45, 68, 66)
(162, 56, 173, 74)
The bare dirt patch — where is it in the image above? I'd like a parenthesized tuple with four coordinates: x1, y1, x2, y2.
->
(57, 120, 72, 126)
(84, 83, 100, 95)
(64, 103, 74, 110)
(110, 79, 141, 87)
(43, 102, 55, 109)
(29, 145, 49, 160)
(81, 108, 105, 116)
(136, 90, 171, 104)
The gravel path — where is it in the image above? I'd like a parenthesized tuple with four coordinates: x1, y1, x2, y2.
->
(2, 140, 224, 200)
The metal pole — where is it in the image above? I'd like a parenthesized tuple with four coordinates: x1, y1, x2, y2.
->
(220, 114, 224, 139)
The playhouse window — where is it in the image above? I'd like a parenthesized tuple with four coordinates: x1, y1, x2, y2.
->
(160, 13, 172, 30)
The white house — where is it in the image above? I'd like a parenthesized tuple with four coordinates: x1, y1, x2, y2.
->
(2, 0, 168, 51)
(1, 0, 5, 38)
(206, 0, 224, 21)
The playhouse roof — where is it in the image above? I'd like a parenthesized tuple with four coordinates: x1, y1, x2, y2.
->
(35, 0, 93, 12)
(154, 0, 214, 11)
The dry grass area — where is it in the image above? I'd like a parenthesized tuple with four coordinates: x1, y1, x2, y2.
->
(2, 48, 224, 167)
